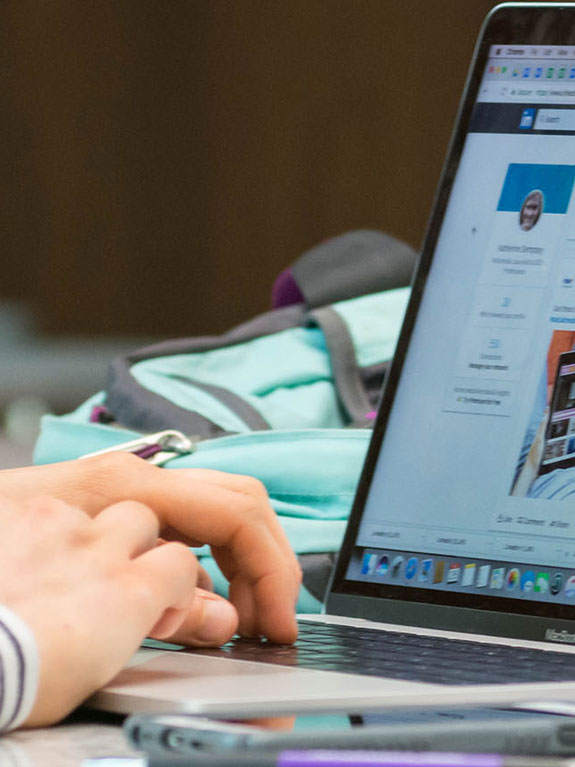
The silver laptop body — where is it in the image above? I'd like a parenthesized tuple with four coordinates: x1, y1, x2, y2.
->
(91, 3, 575, 717)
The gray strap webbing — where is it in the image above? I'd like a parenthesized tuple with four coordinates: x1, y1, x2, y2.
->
(168, 374, 271, 431)
(124, 304, 304, 363)
(103, 305, 303, 436)
(105, 359, 235, 438)
(309, 306, 372, 426)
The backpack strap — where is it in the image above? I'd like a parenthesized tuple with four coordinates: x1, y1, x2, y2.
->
(167, 374, 271, 431)
(105, 358, 237, 437)
(103, 304, 304, 436)
(308, 306, 373, 427)
(280, 229, 416, 309)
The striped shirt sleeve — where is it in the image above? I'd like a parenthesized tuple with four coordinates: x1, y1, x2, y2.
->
(0, 606, 39, 732)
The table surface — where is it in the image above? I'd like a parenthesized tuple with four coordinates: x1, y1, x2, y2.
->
(0, 715, 140, 767)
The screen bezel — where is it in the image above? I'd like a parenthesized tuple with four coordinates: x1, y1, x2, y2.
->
(327, 3, 575, 635)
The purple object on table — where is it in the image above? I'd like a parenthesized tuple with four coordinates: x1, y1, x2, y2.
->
(278, 752, 507, 767)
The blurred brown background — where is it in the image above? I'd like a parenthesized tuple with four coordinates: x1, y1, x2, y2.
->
(2, 0, 497, 339)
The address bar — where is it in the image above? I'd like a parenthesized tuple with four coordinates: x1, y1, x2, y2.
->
(534, 108, 575, 130)
(478, 81, 575, 104)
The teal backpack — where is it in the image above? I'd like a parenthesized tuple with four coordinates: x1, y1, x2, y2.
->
(35, 230, 414, 611)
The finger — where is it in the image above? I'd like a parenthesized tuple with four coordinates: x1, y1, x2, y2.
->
(148, 606, 192, 639)
(157, 540, 217, 591)
(173, 481, 299, 641)
(156, 588, 239, 646)
(127, 542, 198, 635)
(160, 471, 299, 583)
(214, 548, 299, 642)
(178, 470, 299, 571)
(92, 500, 160, 558)
(136, 472, 300, 643)
(157, 468, 301, 585)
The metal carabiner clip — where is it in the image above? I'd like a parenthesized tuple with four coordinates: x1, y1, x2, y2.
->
(81, 429, 197, 466)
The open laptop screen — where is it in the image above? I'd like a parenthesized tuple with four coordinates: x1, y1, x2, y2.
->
(333, 5, 575, 623)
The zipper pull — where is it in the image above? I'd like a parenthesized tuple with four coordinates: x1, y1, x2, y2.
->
(81, 429, 197, 466)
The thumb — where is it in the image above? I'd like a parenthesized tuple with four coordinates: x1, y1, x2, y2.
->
(151, 588, 239, 647)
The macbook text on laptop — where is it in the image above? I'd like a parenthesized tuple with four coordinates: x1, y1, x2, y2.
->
(90, 2, 575, 717)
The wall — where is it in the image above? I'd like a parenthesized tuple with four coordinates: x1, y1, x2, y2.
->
(1, 0, 496, 338)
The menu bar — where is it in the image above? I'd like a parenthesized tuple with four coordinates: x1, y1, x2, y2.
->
(490, 45, 575, 59)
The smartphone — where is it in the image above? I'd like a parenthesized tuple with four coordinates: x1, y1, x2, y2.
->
(538, 351, 575, 475)
(123, 708, 575, 756)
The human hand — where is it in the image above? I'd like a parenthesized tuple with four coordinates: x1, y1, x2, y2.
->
(0, 456, 301, 645)
(0, 493, 208, 727)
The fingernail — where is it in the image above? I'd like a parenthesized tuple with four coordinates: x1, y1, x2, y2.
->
(194, 592, 238, 644)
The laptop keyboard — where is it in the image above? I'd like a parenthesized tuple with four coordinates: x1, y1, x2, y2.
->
(193, 620, 575, 685)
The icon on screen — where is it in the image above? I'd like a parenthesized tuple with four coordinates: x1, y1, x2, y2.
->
(565, 575, 575, 599)
(506, 568, 520, 591)
(376, 555, 389, 577)
(390, 556, 404, 578)
(519, 108, 536, 130)
(521, 570, 535, 592)
(535, 66, 543, 79)
(476, 565, 490, 588)
(551, 573, 564, 596)
(405, 557, 418, 580)
(534, 572, 550, 593)
(462, 563, 476, 587)
(447, 563, 461, 584)
(433, 561, 445, 584)
(361, 552, 378, 575)
(490, 567, 505, 590)
(419, 559, 433, 583)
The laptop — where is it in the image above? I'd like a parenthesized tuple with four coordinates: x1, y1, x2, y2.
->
(90, 2, 575, 717)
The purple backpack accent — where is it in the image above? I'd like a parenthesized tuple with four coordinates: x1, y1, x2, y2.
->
(271, 268, 305, 309)
(90, 405, 111, 423)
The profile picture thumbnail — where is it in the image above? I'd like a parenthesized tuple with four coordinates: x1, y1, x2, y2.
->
(519, 189, 544, 231)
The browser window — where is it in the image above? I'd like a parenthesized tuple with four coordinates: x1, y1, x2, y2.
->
(346, 44, 575, 606)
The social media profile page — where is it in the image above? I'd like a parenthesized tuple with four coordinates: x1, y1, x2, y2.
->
(349, 46, 575, 603)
